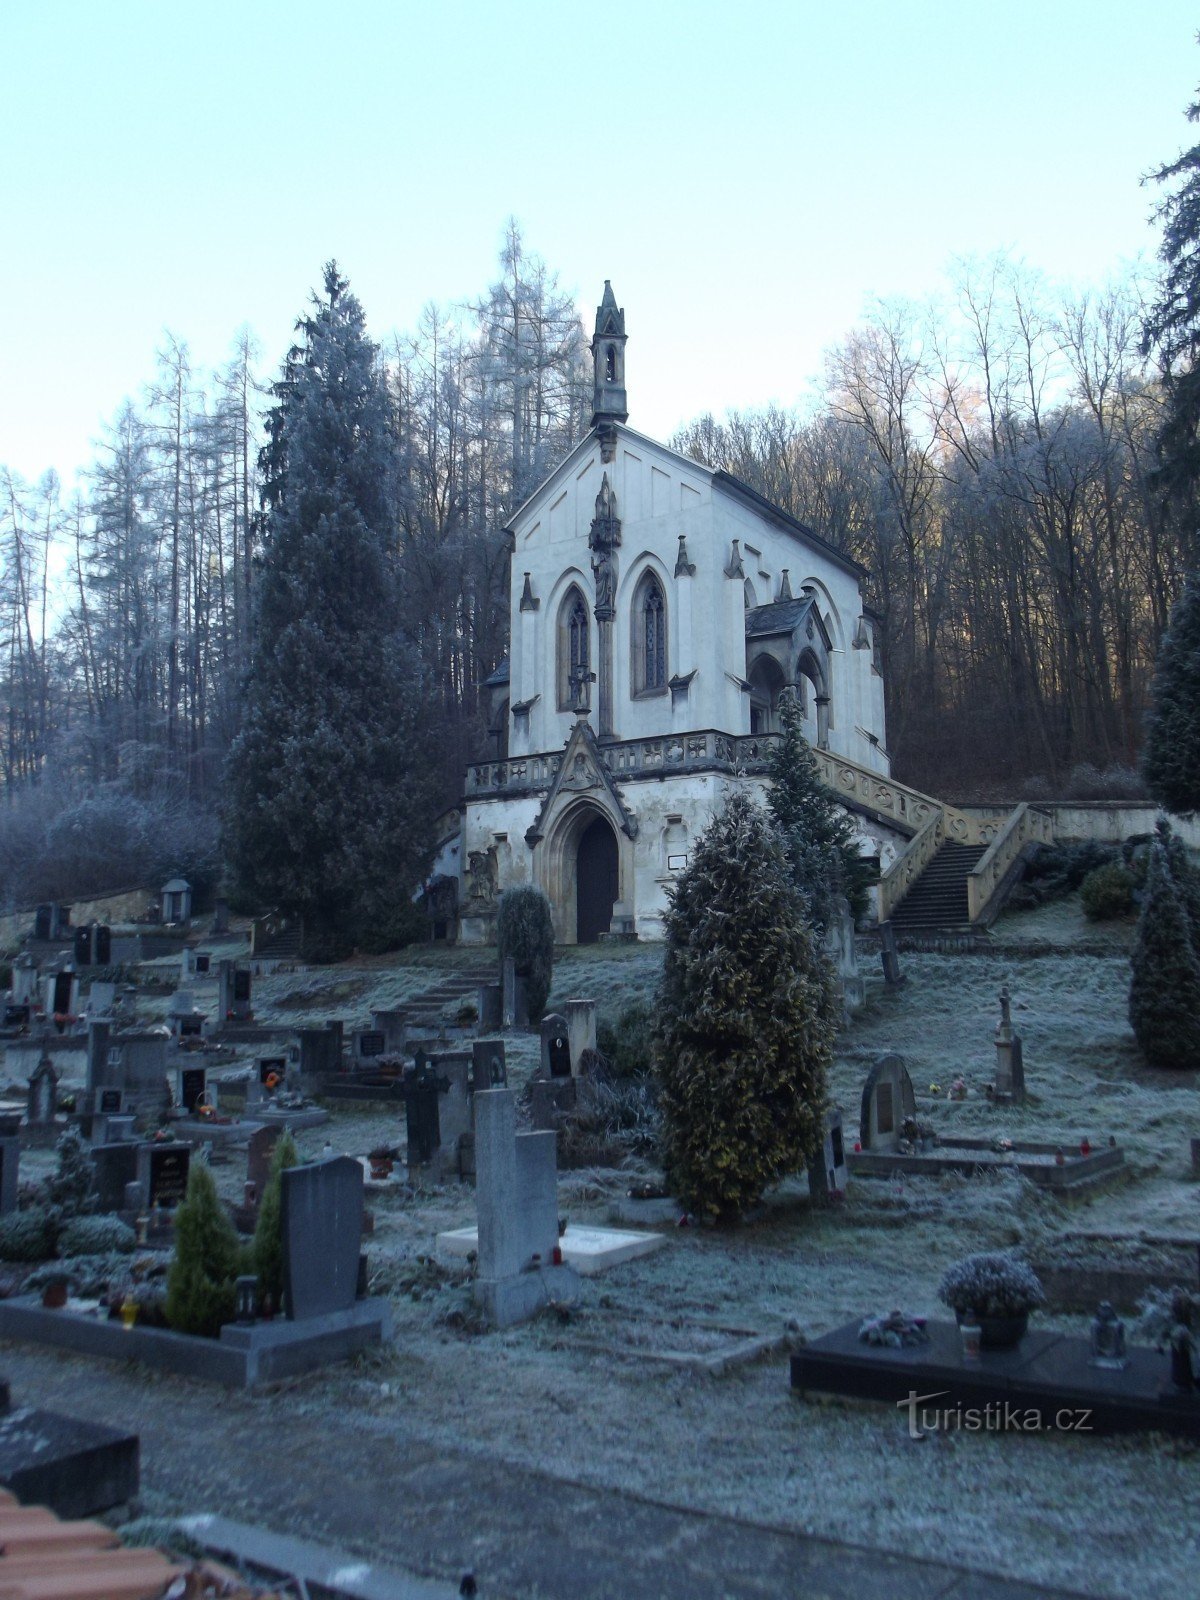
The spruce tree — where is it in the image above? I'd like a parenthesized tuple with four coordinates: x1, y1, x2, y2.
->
(223, 263, 437, 957)
(1143, 572, 1200, 817)
(1129, 826, 1200, 1071)
(654, 792, 837, 1220)
(766, 687, 875, 928)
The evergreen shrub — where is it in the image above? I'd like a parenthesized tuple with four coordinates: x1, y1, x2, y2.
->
(58, 1215, 136, 1256)
(1080, 863, 1137, 921)
(596, 999, 655, 1080)
(0, 1208, 56, 1263)
(497, 885, 555, 1023)
(165, 1163, 240, 1337)
(1129, 820, 1200, 1070)
(253, 1131, 300, 1314)
(654, 793, 837, 1220)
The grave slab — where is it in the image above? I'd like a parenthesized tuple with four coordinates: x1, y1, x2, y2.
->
(438, 1222, 667, 1276)
(0, 1403, 138, 1516)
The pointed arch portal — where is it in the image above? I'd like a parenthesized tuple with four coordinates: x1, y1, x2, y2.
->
(576, 814, 619, 944)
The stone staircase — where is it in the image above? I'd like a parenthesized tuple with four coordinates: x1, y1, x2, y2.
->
(398, 968, 493, 1032)
(888, 842, 987, 932)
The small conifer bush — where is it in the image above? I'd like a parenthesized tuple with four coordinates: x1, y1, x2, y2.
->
(1080, 862, 1136, 921)
(253, 1131, 300, 1313)
(0, 1208, 57, 1263)
(58, 1215, 136, 1256)
(165, 1162, 240, 1337)
(654, 793, 837, 1220)
(497, 885, 555, 1022)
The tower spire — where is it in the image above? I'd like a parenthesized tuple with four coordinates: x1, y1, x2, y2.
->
(591, 280, 627, 461)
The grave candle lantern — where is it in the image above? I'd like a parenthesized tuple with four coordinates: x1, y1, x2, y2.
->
(235, 1274, 259, 1324)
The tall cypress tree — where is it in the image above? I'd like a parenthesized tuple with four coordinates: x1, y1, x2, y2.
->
(1129, 824, 1200, 1071)
(1143, 572, 1200, 817)
(223, 264, 436, 956)
(766, 687, 875, 928)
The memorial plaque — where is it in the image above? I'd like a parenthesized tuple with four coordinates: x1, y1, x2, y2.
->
(358, 1031, 385, 1058)
(877, 1082, 894, 1135)
(194, 952, 210, 974)
(143, 1143, 190, 1208)
(99, 1088, 123, 1115)
(233, 970, 252, 1003)
(259, 1057, 287, 1085)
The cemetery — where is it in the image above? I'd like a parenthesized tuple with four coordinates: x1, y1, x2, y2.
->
(0, 873, 1196, 1598)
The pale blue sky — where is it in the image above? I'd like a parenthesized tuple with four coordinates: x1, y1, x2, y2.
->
(2, 0, 1197, 486)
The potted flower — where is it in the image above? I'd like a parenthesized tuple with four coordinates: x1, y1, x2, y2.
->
(1137, 1286, 1200, 1391)
(938, 1250, 1045, 1349)
(368, 1146, 395, 1181)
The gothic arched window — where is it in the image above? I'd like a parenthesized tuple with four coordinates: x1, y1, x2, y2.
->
(632, 571, 668, 697)
(605, 344, 616, 382)
(556, 585, 590, 710)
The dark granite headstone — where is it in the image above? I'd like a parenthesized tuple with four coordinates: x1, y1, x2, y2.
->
(478, 982, 503, 1032)
(540, 1013, 572, 1079)
(472, 1038, 507, 1091)
(179, 1067, 206, 1113)
(193, 951, 209, 974)
(73, 926, 93, 967)
(137, 1142, 190, 1208)
(859, 1054, 916, 1152)
(0, 1139, 19, 1214)
(34, 905, 52, 942)
(91, 1143, 139, 1212)
(405, 1062, 447, 1165)
(234, 969, 252, 1004)
(280, 1156, 364, 1320)
(94, 925, 112, 965)
(52, 971, 73, 1015)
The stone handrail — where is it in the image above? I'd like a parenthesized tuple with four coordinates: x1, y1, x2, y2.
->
(878, 809, 945, 923)
(966, 803, 1055, 922)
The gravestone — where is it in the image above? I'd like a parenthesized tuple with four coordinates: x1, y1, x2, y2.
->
(110, 1033, 170, 1125)
(472, 1087, 579, 1326)
(11, 955, 39, 1007)
(73, 926, 93, 967)
(807, 1105, 849, 1205)
(992, 988, 1026, 1105)
(501, 957, 528, 1028)
(352, 1029, 386, 1064)
(539, 1013, 572, 1079)
(33, 905, 53, 942)
(403, 1058, 451, 1172)
(292, 1023, 343, 1089)
(280, 1156, 364, 1319)
(85, 982, 116, 1018)
(26, 1058, 59, 1128)
(168, 991, 205, 1040)
(471, 1038, 507, 1092)
(94, 925, 111, 965)
(90, 1143, 138, 1212)
(477, 982, 503, 1033)
(879, 921, 903, 985)
(218, 960, 253, 1023)
(564, 1000, 597, 1072)
(247, 1125, 280, 1195)
(85, 1022, 112, 1096)
(178, 1066, 207, 1114)
(48, 969, 77, 1019)
(370, 1010, 408, 1055)
(859, 1054, 916, 1152)
(827, 898, 865, 1016)
(136, 1142, 190, 1209)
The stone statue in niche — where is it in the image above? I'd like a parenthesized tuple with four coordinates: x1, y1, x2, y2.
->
(466, 846, 499, 906)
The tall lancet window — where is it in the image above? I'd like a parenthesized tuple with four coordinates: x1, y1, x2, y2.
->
(632, 572, 668, 696)
(557, 585, 591, 710)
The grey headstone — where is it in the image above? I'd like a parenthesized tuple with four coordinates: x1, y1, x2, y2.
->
(807, 1106, 848, 1206)
(247, 1126, 280, 1195)
(879, 921, 903, 985)
(859, 1054, 916, 1152)
(477, 983, 503, 1033)
(86, 1022, 112, 1095)
(280, 1156, 364, 1320)
(471, 1038, 507, 1092)
(474, 1089, 560, 1283)
(564, 1000, 597, 1071)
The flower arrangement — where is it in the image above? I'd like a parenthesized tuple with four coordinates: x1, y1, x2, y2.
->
(938, 1251, 1046, 1319)
(1137, 1287, 1200, 1380)
(859, 1308, 928, 1348)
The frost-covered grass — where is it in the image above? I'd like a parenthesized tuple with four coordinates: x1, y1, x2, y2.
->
(9, 899, 1198, 1595)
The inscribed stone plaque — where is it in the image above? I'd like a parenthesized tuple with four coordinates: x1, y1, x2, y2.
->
(877, 1082, 894, 1135)
(540, 1014, 572, 1079)
(233, 970, 252, 1003)
(140, 1143, 190, 1208)
(98, 1088, 123, 1115)
(180, 1068, 206, 1112)
(280, 1156, 364, 1320)
(357, 1031, 385, 1058)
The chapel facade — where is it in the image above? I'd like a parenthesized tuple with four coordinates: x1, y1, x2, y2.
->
(458, 283, 892, 944)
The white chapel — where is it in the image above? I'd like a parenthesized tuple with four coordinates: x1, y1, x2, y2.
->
(458, 283, 893, 944)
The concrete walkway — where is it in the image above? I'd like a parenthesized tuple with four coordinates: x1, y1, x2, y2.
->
(0, 1345, 1093, 1600)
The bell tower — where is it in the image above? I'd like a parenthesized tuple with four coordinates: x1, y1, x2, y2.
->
(591, 281, 627, 461)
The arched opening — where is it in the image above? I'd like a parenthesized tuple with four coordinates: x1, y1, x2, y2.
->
(796, 647, 830, 748)
(748, 653, 786, 735)
(576, 815, 619, 943)
(605, 344, 616, 382)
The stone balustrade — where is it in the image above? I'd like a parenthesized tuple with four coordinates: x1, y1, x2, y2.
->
(878, 810, 946, 923)
(966, 803, 1055, 922)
